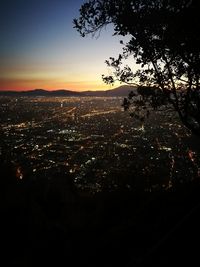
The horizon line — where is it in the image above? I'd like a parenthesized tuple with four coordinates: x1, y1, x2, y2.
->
(0, 85, 133, 93)
(0, 88, 106, 92)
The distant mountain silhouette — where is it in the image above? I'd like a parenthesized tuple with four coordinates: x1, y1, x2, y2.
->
(0, 89, 82, 97)
(83, 85, 136, 96)
(0, 85, 137, 97)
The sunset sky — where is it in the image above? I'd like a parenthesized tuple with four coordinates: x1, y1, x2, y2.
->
(0, 0, 131, 91)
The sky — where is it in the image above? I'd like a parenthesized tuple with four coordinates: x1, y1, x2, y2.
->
(0, 0, 130, 91)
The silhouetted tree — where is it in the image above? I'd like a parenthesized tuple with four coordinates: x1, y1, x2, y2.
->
(74, 0, 200, 135)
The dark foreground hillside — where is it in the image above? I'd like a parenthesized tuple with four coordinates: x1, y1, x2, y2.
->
(1, 161, 200, 267)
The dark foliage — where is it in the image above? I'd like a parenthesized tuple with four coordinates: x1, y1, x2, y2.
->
(74, 0, 200, 135)
(1, 161, 200, 266)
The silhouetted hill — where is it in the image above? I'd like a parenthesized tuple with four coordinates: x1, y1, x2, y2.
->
(83, 85, 137, 97)
(0, 89, 82, 97)
(0, 85, 137, 97)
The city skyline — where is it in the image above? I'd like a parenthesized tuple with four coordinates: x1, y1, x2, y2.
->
(0, 0, 133, 92)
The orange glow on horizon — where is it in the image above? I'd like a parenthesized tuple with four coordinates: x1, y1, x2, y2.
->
(0, 79, 116, 92)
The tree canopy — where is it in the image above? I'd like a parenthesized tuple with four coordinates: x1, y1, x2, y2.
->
(74, 0, 200, 135)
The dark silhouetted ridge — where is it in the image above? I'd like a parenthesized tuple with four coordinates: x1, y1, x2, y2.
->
(0, 89, 82, 97)
(83, 85, 136, 97)
(0, 85, 137, 97)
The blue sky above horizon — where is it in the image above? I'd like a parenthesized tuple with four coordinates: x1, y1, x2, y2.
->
(0, 0, 134, 91)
